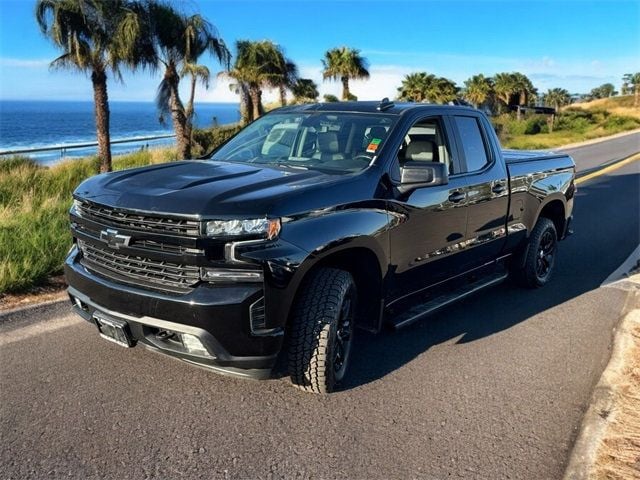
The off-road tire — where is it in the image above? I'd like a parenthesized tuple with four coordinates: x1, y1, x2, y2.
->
(288, 268, 356, 393)
(513, 217, 558, 288)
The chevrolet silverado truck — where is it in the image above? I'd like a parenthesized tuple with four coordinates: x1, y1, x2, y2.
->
(65, 100, 575, 393)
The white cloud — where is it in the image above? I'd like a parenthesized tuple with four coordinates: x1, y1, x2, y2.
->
(0, 57, 50, 68)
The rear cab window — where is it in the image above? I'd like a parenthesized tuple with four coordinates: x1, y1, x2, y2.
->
(452, 116, 491, 173)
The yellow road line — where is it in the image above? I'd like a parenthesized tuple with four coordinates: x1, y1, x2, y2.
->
(576, 153, 640, 185)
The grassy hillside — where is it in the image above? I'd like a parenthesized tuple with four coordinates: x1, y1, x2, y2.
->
(573, 94, 640, 119)
(499, 97, 640, 149)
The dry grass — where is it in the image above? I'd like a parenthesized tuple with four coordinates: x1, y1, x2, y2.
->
(593, 307, 640, 479)
(572, 95, 640, 120)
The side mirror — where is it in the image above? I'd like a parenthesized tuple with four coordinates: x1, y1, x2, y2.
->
(398, 161, 449, 193)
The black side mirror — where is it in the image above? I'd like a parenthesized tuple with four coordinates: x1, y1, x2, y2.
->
(398, 161, 449, 193)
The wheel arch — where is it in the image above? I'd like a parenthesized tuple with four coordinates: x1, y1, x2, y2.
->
(288, 241, 386, 334)
(536, 196, 566, 237)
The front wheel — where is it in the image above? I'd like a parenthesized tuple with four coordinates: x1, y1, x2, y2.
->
(287, 268, 356, 393)
(513, 217, 558, 288)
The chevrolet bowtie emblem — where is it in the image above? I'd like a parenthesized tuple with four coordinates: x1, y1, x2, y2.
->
(99, 229, 131, 249)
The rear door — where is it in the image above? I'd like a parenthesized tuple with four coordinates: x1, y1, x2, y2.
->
(449, 113, 509, 267)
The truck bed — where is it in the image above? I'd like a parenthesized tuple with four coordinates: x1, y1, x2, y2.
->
(501, 149, 570, 165)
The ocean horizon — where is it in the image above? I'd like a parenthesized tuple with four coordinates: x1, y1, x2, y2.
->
(0, 100, 241, 164)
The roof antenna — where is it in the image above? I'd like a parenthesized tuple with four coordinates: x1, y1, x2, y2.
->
(377, 97, 394, 111)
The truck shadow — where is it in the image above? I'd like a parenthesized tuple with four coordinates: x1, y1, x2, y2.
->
(342, 170, 640, 391)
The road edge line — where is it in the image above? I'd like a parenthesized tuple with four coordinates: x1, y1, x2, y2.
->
(563, 279, 640, 480)
(576, 152, 640, 185)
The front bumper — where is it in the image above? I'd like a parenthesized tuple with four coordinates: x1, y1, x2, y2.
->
(65, 247, 283, 379)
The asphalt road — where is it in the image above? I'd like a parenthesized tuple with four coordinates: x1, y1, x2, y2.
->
(559, 130, 640, 173)
(1, 137, 639, 480)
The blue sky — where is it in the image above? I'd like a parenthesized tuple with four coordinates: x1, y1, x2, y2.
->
(0, 0, 638, 102)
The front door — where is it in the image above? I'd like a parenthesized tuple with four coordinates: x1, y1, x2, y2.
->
(387, 115, 469, 302)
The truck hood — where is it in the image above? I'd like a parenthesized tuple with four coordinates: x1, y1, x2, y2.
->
(74, 160, 353, 217)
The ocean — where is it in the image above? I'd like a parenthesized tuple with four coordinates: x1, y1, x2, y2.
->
(0, 100, 241, 165)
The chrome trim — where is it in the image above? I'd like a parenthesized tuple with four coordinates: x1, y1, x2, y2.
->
(411, 227, 507, 265)
(225, 238, 269, 264)
(200, 267, 263, 283)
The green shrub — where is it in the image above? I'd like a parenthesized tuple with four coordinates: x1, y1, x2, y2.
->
(192, 124, 242, 157)
(601, 115, 640, 132)
(524, 115, 549, 135)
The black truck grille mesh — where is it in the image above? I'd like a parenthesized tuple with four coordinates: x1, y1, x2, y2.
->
(78, 240, 200, 292)
(77, 202, 200, 237)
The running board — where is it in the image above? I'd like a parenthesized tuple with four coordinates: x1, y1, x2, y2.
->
(389, 271, 509, 329)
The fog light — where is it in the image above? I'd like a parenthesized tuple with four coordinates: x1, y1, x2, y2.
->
(178, 333, 209, 357)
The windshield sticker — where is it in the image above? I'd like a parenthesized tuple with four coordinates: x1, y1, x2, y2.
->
(366, 138, 382, 153)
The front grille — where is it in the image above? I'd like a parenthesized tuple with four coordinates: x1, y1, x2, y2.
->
(77, 202, 200, 237)
(78, 240, 200, 293)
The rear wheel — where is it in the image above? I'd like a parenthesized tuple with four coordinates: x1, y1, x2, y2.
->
(513, 217, 558, 288)
(288, 268, 356, 393)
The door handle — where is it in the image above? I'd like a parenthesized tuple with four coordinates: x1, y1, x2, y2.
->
(492, 183, 506, 194)
(448, 191, 465, 203)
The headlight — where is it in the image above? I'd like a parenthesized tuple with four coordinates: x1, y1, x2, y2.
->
(205, 218, 281, 239)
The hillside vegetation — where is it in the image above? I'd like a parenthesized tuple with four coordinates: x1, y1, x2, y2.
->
(498, 97, 640, 149)
(571, 94, 640, 119)
(0, 149, 177, 294)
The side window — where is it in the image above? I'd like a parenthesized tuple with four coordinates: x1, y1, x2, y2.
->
(397, 117, 454, 174)
(453, 116, 490, 173)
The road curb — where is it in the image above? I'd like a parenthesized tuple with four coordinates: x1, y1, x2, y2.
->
(563, 277, 640, 480)
(556, 128, 640, 151)
(0, 295, 69, 325)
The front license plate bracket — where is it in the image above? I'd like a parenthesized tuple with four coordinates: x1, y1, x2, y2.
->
(93, 312, 135, 348)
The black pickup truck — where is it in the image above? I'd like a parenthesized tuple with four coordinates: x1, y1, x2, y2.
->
(65, 100, 575, 393)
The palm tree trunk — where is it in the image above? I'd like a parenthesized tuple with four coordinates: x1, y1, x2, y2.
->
(341, 76, 350, 101)
(91, 69, 112, 173)
(279, 85, 287, 106)
(238, 83, 252, 124)
(165, 66, 190, 159)
(249, 86, 262, 121)
(184, 74, 198, 148)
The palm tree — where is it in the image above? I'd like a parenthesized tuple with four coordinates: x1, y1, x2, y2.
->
(542, 88, 571, 111)
(149, 4, 229, 159)
(463, 74, 493, 108)
(511, 73, 537, 107)
(397, 72, 457, 103)
(493, 73, 517, 113)
(622, 73, 640, 107)
(224, 40, 287, 123)
(397, 72, 433, 102)
(322, 47, 370, 100)
(181, 15, 230, 146)
(426, 77, 458, 104)
(291, 78, 319, 103)
(36, 0, 149, 173)
(276, 59, 298, 106)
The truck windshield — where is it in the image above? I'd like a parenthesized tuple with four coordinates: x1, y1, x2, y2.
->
(209, 112, 397, 173)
